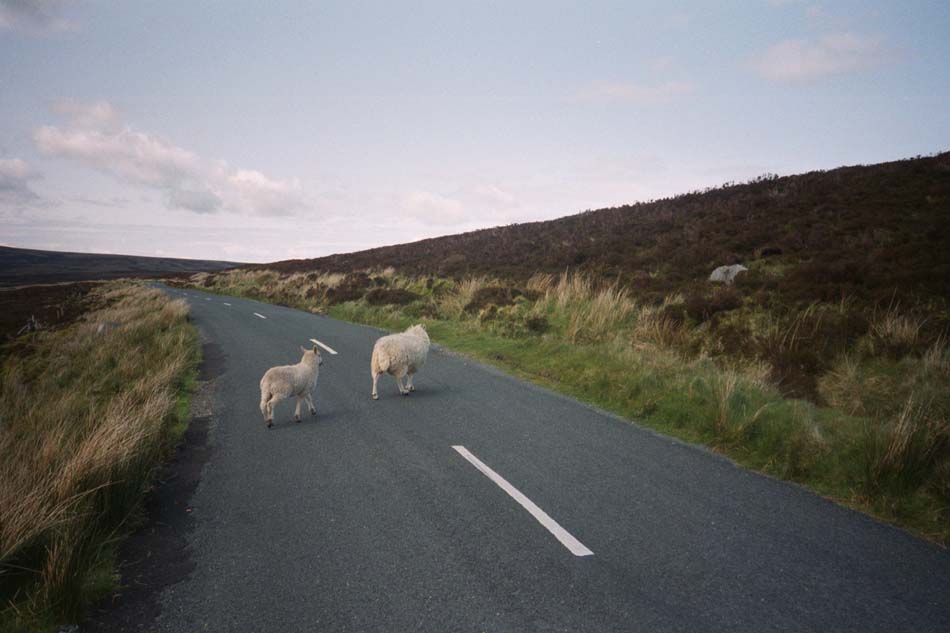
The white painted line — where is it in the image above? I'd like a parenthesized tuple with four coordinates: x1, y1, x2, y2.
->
(223, 302, 231, 306)
(253, 312, 267, 319)
(205, 298, 211, 301)
(451, 445, 593, 557)
(309, 338, 338, 355)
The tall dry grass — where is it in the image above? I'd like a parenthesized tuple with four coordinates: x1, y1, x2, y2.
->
(0, 284, 197, 627)
(440, 277, 489, 319)
(542, 272, 636, 343)
(866, 305, 925, 357)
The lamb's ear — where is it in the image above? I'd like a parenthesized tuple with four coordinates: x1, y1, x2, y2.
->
(300, 345, 307, 354)
(313, 344, 319, 353)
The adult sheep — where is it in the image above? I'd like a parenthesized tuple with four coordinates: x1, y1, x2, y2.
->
(371, 324, 430, 400)
(259, 345, 323, 428)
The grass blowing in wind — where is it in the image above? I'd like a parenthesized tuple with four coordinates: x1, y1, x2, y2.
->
(0, 283, 199, 631)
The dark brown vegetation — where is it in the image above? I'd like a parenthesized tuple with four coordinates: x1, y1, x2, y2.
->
(0, 282, 99, 345)
(0, 246, 240, 287)
(258, 153, 950, 305)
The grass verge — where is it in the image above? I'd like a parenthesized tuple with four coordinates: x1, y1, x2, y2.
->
(177, 269, 950, 545)
(0, 283, 199, 632)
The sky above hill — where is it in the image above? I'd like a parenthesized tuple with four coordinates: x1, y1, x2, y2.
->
(1, 1, 948, 263)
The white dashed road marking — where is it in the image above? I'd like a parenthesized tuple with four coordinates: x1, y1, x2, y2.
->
(452, 445, 594, 557)
(309, 338, 338, 355)
(223, 302, 231, 306)
(253, 312, 267, 319)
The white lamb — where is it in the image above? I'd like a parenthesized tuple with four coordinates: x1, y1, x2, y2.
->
(259, 345, 323, 428)
(371, 324, 430, 400)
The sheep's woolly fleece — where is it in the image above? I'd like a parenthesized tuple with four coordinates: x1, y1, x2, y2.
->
(371, 324, 430, 398)
(259, 346, 321, 425)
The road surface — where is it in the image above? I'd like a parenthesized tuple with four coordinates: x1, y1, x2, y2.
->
(124, 284, 950, 632)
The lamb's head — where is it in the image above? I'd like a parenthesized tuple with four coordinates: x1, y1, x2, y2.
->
(407, 323, 429, 342)
(299, 345, 323, 366)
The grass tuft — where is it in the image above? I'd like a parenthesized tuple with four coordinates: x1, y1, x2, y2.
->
(0, 283, 198, 631)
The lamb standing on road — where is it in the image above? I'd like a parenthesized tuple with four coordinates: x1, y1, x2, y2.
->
(259, 345, 323, 428)
(371, 324, 430, 400)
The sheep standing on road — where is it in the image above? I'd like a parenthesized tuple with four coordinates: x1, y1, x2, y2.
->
(260, 345, 323, 428)
(371, 324, 430, 400)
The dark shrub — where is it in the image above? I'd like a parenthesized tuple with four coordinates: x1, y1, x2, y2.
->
(660, 303, 687, 326)
(325, 286, 365, 305)
(365, 288, 421, 306)
(525, 315, 550, 333)
(685, 287, 742, 322)
(464, 286, 524, 313)
(342, 272, 372, 289)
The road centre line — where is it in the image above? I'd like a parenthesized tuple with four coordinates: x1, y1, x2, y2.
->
(451, 446, 594, 557)
(309, 338, 338, 355)
(253, 312, 267, 319)
(223, 302, 231, 306)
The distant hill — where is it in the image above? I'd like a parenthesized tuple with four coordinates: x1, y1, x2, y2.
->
(258, 152, 950, 305)
(0, 246, 240, 287)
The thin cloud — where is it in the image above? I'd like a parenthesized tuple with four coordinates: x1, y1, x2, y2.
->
(753, 32, 887, 81)
(400, 190, 466, 226)
(473, 184, 517, 207)
(573, 80, 692, 104)
(33, 100, 305, 216)
(0, 158, 44, 209)
(0, 0, 74, 32)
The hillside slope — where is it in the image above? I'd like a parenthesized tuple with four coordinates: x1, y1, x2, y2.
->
(0, 246, 240, 287)
(260, 153, 950, 305)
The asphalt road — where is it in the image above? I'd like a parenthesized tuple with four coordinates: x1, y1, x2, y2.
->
(142, 284, 949, 632)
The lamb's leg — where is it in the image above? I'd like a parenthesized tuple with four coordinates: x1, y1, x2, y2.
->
(264, 399, 274, 428)
(294, 397, 302, 422)
(306, 393, 316, 416)
(394, 369, 408, 396)
(372, 371, 379, 400)
(407, 372, 415, 392)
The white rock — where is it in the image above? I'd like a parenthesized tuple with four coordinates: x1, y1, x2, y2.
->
(709, 264, 748, 285)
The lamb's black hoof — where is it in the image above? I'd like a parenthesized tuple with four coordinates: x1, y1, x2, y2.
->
(266, 421, 273, 428)
(294, 417, 301, 423)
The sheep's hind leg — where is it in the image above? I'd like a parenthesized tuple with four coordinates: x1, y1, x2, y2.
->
(306, 393, 316, 416)
(264, 398, 274, 428)
(394, 370, 409, 396)
(407, 372, 415, 392)
(372, 371, 379, 400)
(294, 397, 302, 422)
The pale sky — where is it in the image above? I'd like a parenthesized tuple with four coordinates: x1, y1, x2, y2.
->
(1, 1, 948, 263)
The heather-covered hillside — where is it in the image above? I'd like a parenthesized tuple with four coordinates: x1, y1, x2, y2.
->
(261, 153, 950, 305)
